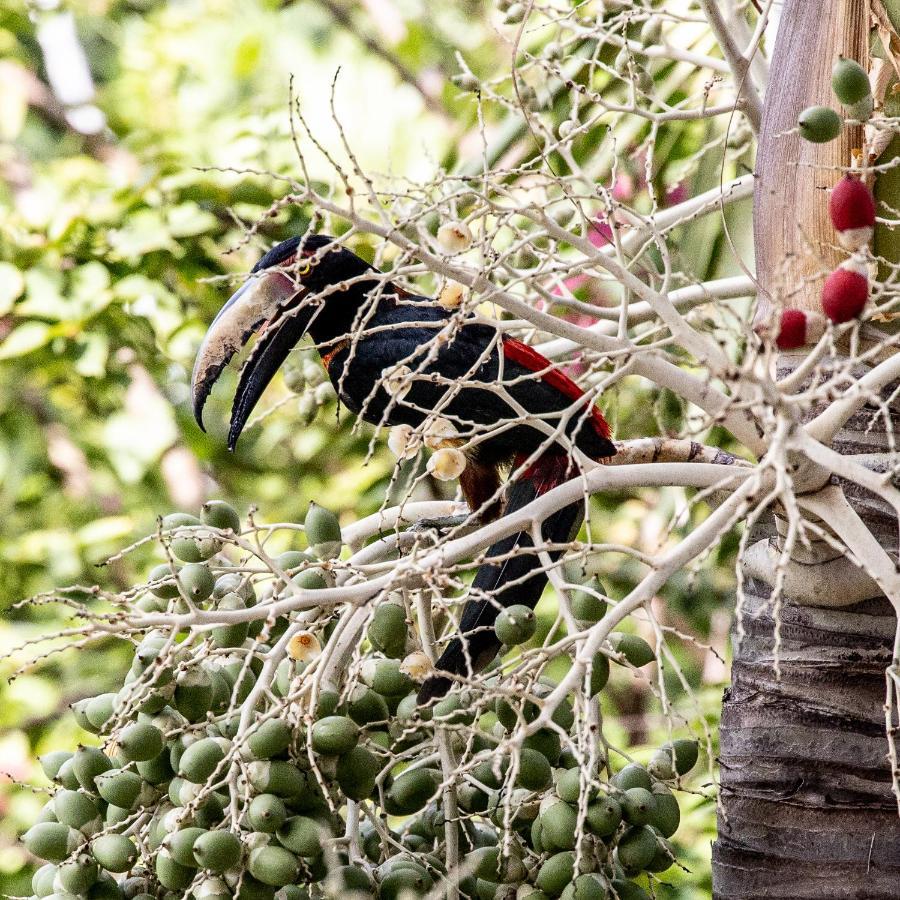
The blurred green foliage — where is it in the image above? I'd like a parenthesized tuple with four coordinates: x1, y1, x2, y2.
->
(0, 1, 746, 896)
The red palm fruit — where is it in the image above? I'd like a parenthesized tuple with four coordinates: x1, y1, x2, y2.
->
(821, 263, 869, 323)
(829, 175, 875, 251)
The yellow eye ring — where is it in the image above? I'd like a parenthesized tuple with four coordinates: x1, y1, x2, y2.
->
(295, 259, 311, 276)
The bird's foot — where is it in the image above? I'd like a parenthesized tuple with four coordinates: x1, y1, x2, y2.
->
(410, 514, 470, 534)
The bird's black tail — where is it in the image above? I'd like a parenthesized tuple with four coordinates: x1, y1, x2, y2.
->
(418, 453, 582, 704)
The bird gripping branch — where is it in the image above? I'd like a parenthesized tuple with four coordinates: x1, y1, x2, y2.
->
(191, 234, 615, 703)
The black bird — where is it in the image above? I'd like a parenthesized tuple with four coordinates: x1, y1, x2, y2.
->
(191, 234, 615, 702)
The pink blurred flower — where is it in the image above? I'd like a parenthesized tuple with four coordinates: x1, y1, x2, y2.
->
(665, 181, 689, 207)
(588, 219, 613, 248)
(612, 172, 635, 201)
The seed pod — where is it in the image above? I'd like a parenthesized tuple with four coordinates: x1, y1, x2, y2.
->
(40, 751, 73, 783)
(118, 721, 164, 762)
(561, 874, 610, 900)
(535, 851, 575, 897)
(540, 801, 577, 851)
(610, 880, 650, 900)
(495, 605, 537, 645)
(399, 651, 432, 682)
(22, 822, 82, 862)
(622, 787, 657, 826)
(192, 830, 242, 872)
(95, 769, 143, 810)
(362, 658, 414, 697)
(383, 364, 413, 400)
(53, 790, 98, 830)
(336, 745, 380, 800)
(164, 826, 206, 867)
(248, 846, 299, 887)
(201, 500, 241, 533)
(72, 746, 113, 793)
(570, 577, 607, 622)
(427, 447, 466, 481)
(516, 748, 552, 792)
(774, 308, 827, 351)
(831, 57, 871, 106)
(797, 105, 842, 143)
(248, 794, 288, 833)
(155, 851, 195, 891)
(845, 93, 874, 122)
(616, 825, 658, 874)
(608, 632, 656, 667)
(286, 630, 321, 663)
(91, 834, 138, 873)
(829, 175, 875, 251)
(304, 502, 342, 559)
(589, 652, 610, 696)
(164, 513, 220, 563)
(211, 593, 249, 648)
(586, 795, 622, 837)
(346, 685, 390, 726)
(368, 602, 408, 658)
(660, 738, 699, 775)
(275, 816, 327, 857)
(822, 261, 869, 323)
(650, 783, 681, 838)
(387, 768, 441, 814)
(32, 863, 57, 897)
(314, 381, 336, 405)
(438, 281, 466, 309)
(179, 737, 228, 783)
(437, 221, 473, 253)
(148, 563, 181, 599)
(310, 716, 359, 755)
(646, 834, 675, 873)
(178, 563, 216, 602)
(387, 424, 421, 459)
(611, 763, 652, 791)
(247, 719, 292, 759)
(84, 693, 117, 733)
(55, 851, 98, 894)
(248, 760, 307, 798)
(174, 669, 215, 722)
(378, 866, 434, 900)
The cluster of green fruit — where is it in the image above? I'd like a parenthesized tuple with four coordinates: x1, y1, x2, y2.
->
(21, 502, 698, 900)
(797, 56, 873, 143)
(282, 352, 337, 426)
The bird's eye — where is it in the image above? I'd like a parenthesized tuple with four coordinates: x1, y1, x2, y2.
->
(295, 258, 312, 276)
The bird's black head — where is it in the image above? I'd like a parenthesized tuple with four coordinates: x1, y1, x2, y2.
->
(191, 234, 377, 449)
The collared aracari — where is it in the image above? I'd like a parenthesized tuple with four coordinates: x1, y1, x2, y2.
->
(191, 234, 615, 702)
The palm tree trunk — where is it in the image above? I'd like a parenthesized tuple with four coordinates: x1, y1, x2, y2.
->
(712, 0, 900, 895)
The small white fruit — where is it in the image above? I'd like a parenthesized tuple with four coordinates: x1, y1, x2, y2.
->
(437, 221, 473, 253)
(427, 447, 467, 481)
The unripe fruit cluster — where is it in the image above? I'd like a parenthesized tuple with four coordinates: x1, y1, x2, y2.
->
(796, 57, 872, 144)
(21, 509, 697, 900)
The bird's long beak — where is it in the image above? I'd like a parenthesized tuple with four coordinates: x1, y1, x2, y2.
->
(191, 270, 315, 449)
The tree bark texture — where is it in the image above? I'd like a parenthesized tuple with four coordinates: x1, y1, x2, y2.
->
(713, 0, 900, 896)
(712, 410, 900, 898)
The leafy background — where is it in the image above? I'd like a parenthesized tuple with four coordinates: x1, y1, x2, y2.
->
(0, 1, 748, 896)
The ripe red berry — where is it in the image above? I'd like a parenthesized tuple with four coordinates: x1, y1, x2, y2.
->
(776, 309, 808, 350)
(829, 175, 875, 250)
(821, 266, 868, 323)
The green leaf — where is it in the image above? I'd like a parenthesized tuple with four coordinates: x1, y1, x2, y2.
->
(0, 322, 53, 359)
(0, 262, 25, 315)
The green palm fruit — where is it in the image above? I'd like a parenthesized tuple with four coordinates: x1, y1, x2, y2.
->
(310, 716, 359, 755)
(495, 605, 537, 645)
(201, 501, 241, 533)
(304, 502, 342, 559)
(192, 830, 242, 872)
(91, 834, 138, 873)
